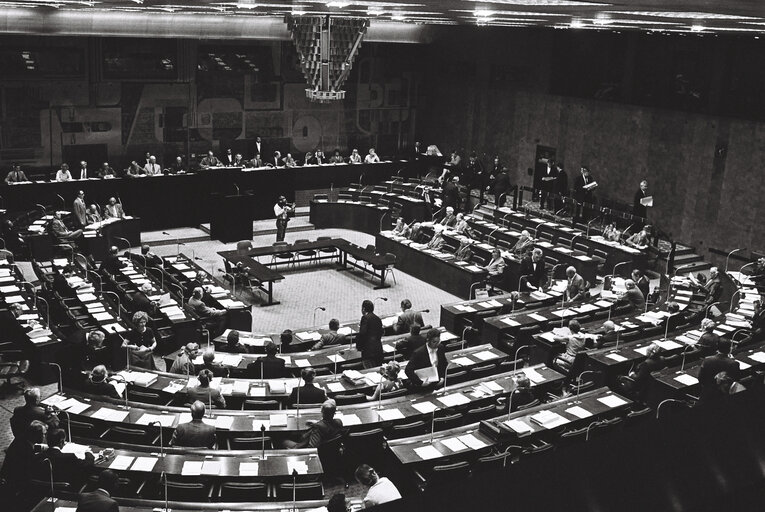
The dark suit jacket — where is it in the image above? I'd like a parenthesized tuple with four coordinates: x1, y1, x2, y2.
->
(100, 254, 125, 275)
(303, 418, 346, 448)
(633, 189, 648, 218)
(289, 383, 327, 406)
(11, 404, 59, 439)
(405, 345, 447, 387)
(519, 256, 547, 288)
(166, 162, 185, 174)
(573, 174, 594, 202)
(395, 310, 424, 334)
(34, 447, 94, 484)
(219, 343, 248, 354)
(395, 334, 426, 359)
(357, 313, 384, 364)
(698, 354, 740, 400)
(704, 276, 722, 305)
(632, 355, 666, 389)
(493, 171, 512, 199)
(76, 489, 119, 512)
(187, 385, 226, 409)
(170, 418, 216, 448)
(442, 181, 460, 209)
(0, 438, 39, 487)
(538, 165, 557, 192)
(636, 276, 650, 300)
(248, 355, 286, 379)
(82, 378, 121, 400)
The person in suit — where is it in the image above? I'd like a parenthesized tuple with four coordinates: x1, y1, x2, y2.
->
(630, 269, 650, 300)
(162, 156, 182, 174)
(196, 348, 229, 378)
(143, 155, 161, 176)
(4, 163, 29, 184)
(82, 365, 121, 399)
(573, 166, 595, 222)
(96, 162, 115, 178)
(499, 374, 536, 413)
(250, 153, 264, 168)
(408, 222, 427, 244)
(620, 343, 666, 401)
(125, 161, 144, 178)
(283, 153, 297, 167)
(426, 225, 445, 250)
(222, 148, 235, 166)
(140, 244, 163, 268)
(329, 149, 344, 164)
(512, 230, 534, 255)
(492, 167, 513, 207)
(248, 341, 286, 378)
(73, 190, 87, 227)
(356, 299, 384, 368)
(77, 160, 90, 179)
(254, 136, 263, 157)
(104, 197, 125, 219)
(10, 388, 60, 440)
(271, 150, 283, 167)
(564, 266, 586, 303)
(626, 225, 651, 248)
(303, 151, 316, 166)
(99, 246, 125, 275)
(76, 469, 120, 512)
(519, 248, 547, 291)
(170, 401, 216, 448)
(454, 238, 474, 263)
(34, 428, 95, 485)
(187, 369, 226, 408)
(440, 206, 457, 227)
(442, 176, 460, 211)
(539, 159, 557, 210)
(85, 205, 102, 225)
(50, 211, 83, 243)
(220, 330, 248, 354)
(314, 148, 326, 164)
(453, 213, 475, 238)
(695, 318, 721, 356)
(289, 367, 328, 406)
(284, 399, 346, 449)
(405, 328, 447, 388)
(392, 217, 409, 236)
(700, 266, 723, 307)
(482, 248, 506, 292)
(591, 320, 618, 349)
(55, 163, 73, 182)
(553, 319, 587, 371)
(615, 279, 645, 311)
(395, 324, 426, 360)
(311, 319, 346, 350)
(0, 420, 47, 496)
(169, 343, 199, 376)
(188, 286, 228, 336)
(394, 299, 424, 334)
(698, 339, 740, 402)
(463, 152, 485, 195)
(554, 163, 569, 212)
(633, 180, 650, 219)
(199, 150, 221, 169)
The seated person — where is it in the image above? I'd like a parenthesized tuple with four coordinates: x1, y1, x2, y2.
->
(498, 374, 536, 412)
(394, 299, 424, 334)
(33, 428, 94, 485)
(82, 365, 121, 399)
(696, 266, 723, 307)
(125, 161, 145, 178)
(55, 164, 73, 182)
(5, 164, 29, 184)
(10, 388, 59, 440)
(50, 212, 83, 243)
(329, 149, 344, 164)
(279, 329, 294, 352)
(130, 282, 158, 315)
(355, 465, 402, 508)
(311, 319, 346, 350)
(304, 151, 316, 165)
(199, 150, 221, 169)
(408, 222, 426, 244)
(99, 246, 125, 275)
(188, 286, 228, 336)
(84, 204, 102, 224)
(247, 341, 286, 378)
(364, 148, 381, 163)
(615, 279, 645, 311)
(426, 224, 445, 251)
(220, 330, 248, 353)
(519, 248, 548, 291)
(392, 217, 409, 236)
(564, 266, 586, 303)
(284, 399, 346, 449)
(76, 470, 119, 512)
(170, 401, 216, 448)
(454, 238, 474, 263)
(553, 319, 587, 371)
(104, 197, 125, 219)
(698, 339, 740, 402)
(626, 225, 651, 248)
(512, 230, 534, 255)
(97, 162, 115, 178)
(196, 348, 229, 377)
(482, 248, 506, 292)
(715, 371, 746, 396)
(590, 320, 618, 348)
(349, 148, 362, 164)
(453, 213, 475, 238)
(620, 344, 666, 400)
(602, 223, 620, 242)
(632, 268, 650, 300)
(141, 244, 163, 268)
(187, 369, 226, 409)
(440, 206, 457, 227)
(249, 154, 263, 168)
(395, 323, 426, 360)
(405, 328, 447, 388)
(368, 362, 403, 402)
(167, 156, 186, 174)
(124, 311, 157, 370)
(169, 342, 199, 376)
(0, 420, 47, 494)
(283, 153, 297, 167)
(695, 318, 720, 355)
(289, 367, 327, 406)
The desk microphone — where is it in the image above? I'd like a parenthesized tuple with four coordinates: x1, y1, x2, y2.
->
(149, 421, 165, 457)
(161, 470, 169, 512)
(291, 468, 298, 511)
(233, 183, 240, 196)
(56, 194, 66, 210)
(312, 306, 326, 326)
(43, 457, 55, 503)
(260, 423, 267, 459)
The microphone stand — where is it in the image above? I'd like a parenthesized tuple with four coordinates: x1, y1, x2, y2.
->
(291, 468, 298, 512)
(313, 306, 326, 326)
(514, 345, 529, 374)
(161, 470, 169, 512)
(36, 295, 51, 329)
(725, 248, 745, 273)
(430, 410, 436, 443)
(149, 421, 165, 457)
(47, 362, 63, 393)
(506, 388, 517, 421)
(102, 291, 122, 320)
(45, 458, 55, 503)
(58, 407, 72, 442)
(656, 399, 686, 419)
(218, 268, 236, 296)
(295, 375, 301, 420)
(261, 423, 267, 459)
(87, 270, 103, 294)
(575, 370, 598, 403)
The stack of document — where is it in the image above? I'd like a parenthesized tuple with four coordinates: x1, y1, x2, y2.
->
(529, 410, 570, 429)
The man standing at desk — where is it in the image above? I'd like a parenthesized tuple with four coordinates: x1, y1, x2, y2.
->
(274, 195, 294, 242)
(405, 328, 447, 388)
(73, 190, 87, 227)
(357, 299, 383, 368)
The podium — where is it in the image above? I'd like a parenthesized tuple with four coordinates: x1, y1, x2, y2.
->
(210, 192, 254, 243)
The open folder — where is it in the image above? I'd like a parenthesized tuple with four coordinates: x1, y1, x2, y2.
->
(640, 195, 653, 207)
(415, 366, 439, 385)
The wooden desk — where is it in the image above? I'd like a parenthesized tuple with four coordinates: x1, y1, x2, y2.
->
(309, 199, 389, 235)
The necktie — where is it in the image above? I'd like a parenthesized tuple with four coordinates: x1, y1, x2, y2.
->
(82, 168, 87, 179)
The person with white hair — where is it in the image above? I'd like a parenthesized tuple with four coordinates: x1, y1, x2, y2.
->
(698, 266, 723, 306)
(426, 224, 445, 251)
(453, 213, 474, 237)
(483, 248, 506, 292)
(592, 320, 618, 348)
(565, 266, 586, 303)
(695, 318, 720, 355)
(364, 148, 380, 163)
(188, 286, 228, 335)
(284, 399, 346, 449)
(615, 279, 645, 311)
(512, 230, 534, 255)
(349, 148, 362, 164)
(440, 206, 457, 227)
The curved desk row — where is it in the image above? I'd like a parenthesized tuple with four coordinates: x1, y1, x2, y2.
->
(309, 199, 390, 235)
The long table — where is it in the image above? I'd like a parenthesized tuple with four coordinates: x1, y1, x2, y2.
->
(31, 499, 341, 512)
(309, 199, 389, 235)
(1, 162, 399, 231)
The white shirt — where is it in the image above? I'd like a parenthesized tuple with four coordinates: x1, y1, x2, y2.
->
(274, 203, 288, 219)
(364, 477, 401, 507)
(349, 153, 362, 163)
(144, 163, 160, 175)
(365, 153, 380, 163)
(56, 170, 71, 182)
(427, 346, 439, 371)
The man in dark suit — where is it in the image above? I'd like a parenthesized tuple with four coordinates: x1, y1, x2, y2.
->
(99, 246, 125, 275)
(141, 244, 163, 268)
(356, 300, 384, 368)
(615, 279, 645, 311)
(698, 339, 740, 402)
(702, 267, 723, 306)
(538, 160, 557, 210)
(0, 420, 47, 497)
(34, 428, 95, 485)
(395, 324, 426, 360)
(170, 401, 216, 448)
(631, 269, 650, 301)
(82, 365, 121, 399)
(220, 330, 248, 353)
(405, 328, 447, 388)
(284, 399, 346, 449)
(492, 167, 513, 208)
(195, 348, 229, 378)
(10, 388, 60, 440)
(519, 248, 548, 291)
(248, 341, 287, 378)
(573, 166, 595, 222)
(442, 176, 460, 211)
(289, 367, 327, 406)
(394, 299, 424, 334)
(199, 150, 221, 169)
(620, 343, 666, 401)
(633, 180, 650, 219)
(166, 156, 186, 174)
(554, 163, 568, 212)
(222, 148, 235, 166)
(76, 469, 119, 512)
